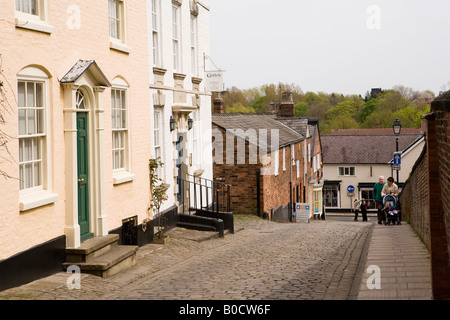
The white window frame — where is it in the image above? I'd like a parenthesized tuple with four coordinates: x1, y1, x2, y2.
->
(17, 67, 58, 211)
(324, 185, 340, 208)
(338, 166, 356, 177)
(308, 143, 311, 162)
(153, 108, 164, 179)
(151, 0, 162, 67)
(14, 0, 53, 34)
(273, 149, 279, 176)
(190, 14, 198, 76)
(172, 4, 182, 72)
(111, 78, 134, 185)
(282, 147, 286, 172)
(109, 0, 131, 53)
(191, 109, 201, 167)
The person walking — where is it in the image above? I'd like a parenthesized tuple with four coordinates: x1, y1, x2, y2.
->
(360, 199, 369, 222)
(381, 177, 399, 198)
(353, 199, 361, 221)
(373, 176, 386, 224)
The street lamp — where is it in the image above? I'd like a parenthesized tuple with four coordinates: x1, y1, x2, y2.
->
(393, 118, 402, 184)
(170, 116, 176, 132)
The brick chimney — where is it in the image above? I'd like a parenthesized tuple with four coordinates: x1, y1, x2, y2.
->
(213, 97, 224, 114)
(278, 92, 295, 117)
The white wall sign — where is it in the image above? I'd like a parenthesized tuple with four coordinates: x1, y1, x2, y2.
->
(205, 71, 224, 92)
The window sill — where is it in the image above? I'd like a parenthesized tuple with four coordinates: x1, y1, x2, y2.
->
(110, 41, 132, 54)
(20, 190, 59, 212)
(15, 17, 54, 34)
(113, 171, 135, 185)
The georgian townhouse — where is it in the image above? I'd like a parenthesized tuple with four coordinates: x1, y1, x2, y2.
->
(0, 0, 213, 291)
(148, 0, 214, 221)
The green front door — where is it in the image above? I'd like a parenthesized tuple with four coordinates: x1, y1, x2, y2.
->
(77, 112, 92, 242)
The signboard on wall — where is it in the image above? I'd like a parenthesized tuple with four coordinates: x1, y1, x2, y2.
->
(294, 203, 310, 223)
(205, 71, 224, 92)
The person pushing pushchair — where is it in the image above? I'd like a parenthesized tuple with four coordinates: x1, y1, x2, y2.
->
(381, 177, 401, 225)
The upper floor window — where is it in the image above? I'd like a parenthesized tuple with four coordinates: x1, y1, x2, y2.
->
(152, 0, 161, 66)
(15, 0, 38, 15)
(338, 166, 355, 176)
(190, 14, 198, 76)
(14, 0, 53, 34)
(109, 0, 122, 40)
(172, 4, 181, 72)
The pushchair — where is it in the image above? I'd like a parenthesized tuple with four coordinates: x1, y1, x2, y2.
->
(383, 194, 401, 225)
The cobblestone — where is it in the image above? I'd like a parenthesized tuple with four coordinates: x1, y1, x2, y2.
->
(0, 215, 373, 300)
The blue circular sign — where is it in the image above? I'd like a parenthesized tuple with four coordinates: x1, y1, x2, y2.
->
(347, 185, 355, 193)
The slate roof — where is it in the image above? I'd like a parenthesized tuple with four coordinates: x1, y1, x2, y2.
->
(212, 113, 304, 151)
(321, 133, 424, 164)
(60, 60, 111, 86)
(275, 117, 309, 138)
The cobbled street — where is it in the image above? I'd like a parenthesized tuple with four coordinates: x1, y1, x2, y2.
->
(0, 215, 373, 300)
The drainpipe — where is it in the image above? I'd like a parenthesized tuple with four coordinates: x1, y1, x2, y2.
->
(290, 145, 293, 222)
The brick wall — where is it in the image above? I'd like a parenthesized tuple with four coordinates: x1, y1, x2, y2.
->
(399, 147, 429, 249)
(429, 96, 450, 300)
(399, 92, 450, 299)
(212, 125, 306, 219)
(212, 126, 261, 215)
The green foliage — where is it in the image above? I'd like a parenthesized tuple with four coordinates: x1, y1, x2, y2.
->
(214, 83, 434, 131)
(359, 99, 379, 123)
(148, 158, 169, 238)
(294, 102, 309, 117)
(225, 102, 256, 114)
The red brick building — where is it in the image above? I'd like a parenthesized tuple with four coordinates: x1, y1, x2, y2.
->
(211, 96, 323, 222)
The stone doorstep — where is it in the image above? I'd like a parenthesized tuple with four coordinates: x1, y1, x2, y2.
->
(63, 245, 138, 278)
(65, 234, 120, 263)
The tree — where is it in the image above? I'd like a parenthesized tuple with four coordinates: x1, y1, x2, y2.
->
(294, 102, 309, 117)
(225, 102, 256, 114)
(147, 158, 169, 239)
(0, 56, 14, 179)
(359, 98, 379, 123)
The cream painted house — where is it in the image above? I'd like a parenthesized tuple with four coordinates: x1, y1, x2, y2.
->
(322, 131, 425, 211)
(0, 0, 213, 290)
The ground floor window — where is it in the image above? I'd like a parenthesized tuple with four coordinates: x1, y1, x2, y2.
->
(360, 188, 376, 209)
(323, 185, 339, 208)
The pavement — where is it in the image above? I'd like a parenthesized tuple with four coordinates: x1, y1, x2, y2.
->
(357, 222, 432, 300)
(0, 214, 432, 301)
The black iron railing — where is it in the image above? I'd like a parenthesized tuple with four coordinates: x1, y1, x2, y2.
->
(177, 174, 231, 214)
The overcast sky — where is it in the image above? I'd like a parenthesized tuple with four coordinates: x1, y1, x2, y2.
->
(209, 0, 450, 96)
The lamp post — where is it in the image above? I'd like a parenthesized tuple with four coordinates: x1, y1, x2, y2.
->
(393, 118, 402, 184)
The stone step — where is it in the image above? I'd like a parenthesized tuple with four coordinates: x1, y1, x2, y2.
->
(65, 234, 120, 263)
(176, 221, 217, 233)
(63, 245, 138, 278)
